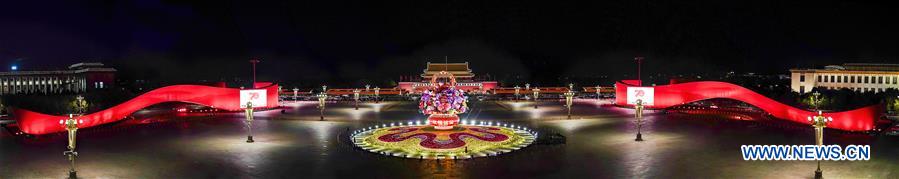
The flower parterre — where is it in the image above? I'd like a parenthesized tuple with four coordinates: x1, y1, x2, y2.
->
(355, 125, 535, 158)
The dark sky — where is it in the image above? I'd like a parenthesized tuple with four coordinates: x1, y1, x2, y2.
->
(1, 0, 897, 87)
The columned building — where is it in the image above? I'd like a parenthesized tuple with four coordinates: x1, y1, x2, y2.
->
(0, 62, 116, 95)
(790, 63, 899, 94)
(398, 62, 497, 93)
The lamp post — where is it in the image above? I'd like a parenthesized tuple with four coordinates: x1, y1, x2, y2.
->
(811, 91, 821, 110)
(514, 86, 521, 101)
(353, 89, 361, 110)
(808, 110, 832, 179)
(635, 56, 644, 82)
(569, 83, 574, 92)
(292, 87, 299, 102)
(595, 85, 602, 101)
(525, 83, 530, 91)
(374, 87, 380, 103)
(532, 88, 540, 109)
(365, 84, 370, 91)
(808, 91, 831, 179)
(249, 58, 261, 85)
(74, 95, 87, 114)
(244, 101, 255, 143)
(65, 148, 77, 179)
(322, 85, 328, 93)
(60, 114, 82, 178)
(564, 90, 575, 119)
(277, 86, 283, 103)
(318, 92, 327, 121)
(62, 114, 81, 152)
(634, 99, 644, 141)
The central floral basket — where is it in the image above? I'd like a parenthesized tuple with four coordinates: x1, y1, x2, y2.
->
(419, 71, 468, 130)
(350, 70, 536, 159)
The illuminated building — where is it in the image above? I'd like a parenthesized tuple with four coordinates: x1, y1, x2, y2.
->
(0, 62, 116, 94)
(790, 63, 899, 93)
(398, 62, 497, 93)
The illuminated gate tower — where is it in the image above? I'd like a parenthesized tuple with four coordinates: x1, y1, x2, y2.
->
(419, 71, 468, 130)
(398, 62, 498, 94)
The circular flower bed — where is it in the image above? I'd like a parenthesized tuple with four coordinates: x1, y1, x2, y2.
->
(351, 122, 536, 159)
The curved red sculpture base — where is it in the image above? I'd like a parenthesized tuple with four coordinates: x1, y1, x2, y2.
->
(12, 84, 279, 135)
(614, 81, 882, 131)
(428, 114, 460, 130)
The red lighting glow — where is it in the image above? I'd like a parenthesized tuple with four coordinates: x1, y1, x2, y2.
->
(12, 84, 280, 135)
(615, 81, 881, 131)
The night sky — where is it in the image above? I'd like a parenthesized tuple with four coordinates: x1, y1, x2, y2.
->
(1, 0, 897, 87)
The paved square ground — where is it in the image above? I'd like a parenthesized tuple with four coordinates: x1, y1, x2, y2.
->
(1, 100, 897, 178)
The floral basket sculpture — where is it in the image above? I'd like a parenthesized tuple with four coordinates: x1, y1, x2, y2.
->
(419, 71, 468, 130)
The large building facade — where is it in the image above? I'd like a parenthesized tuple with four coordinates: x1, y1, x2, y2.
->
(0, 62, 116, 95)
(790, 63, 899, 94)
(397, 62, 497, 93)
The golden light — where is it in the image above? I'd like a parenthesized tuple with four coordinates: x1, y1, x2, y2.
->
(364, 102, 388, 113)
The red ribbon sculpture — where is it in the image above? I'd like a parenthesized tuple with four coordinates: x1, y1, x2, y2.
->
(12, 84, 279, 135)
(615, 81, 881, 131)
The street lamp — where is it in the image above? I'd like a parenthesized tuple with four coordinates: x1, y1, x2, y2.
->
(564, 90, 575, 119)
(60, 114, 82, 178)
(807, 111, 832, 179)
(514, 86, 521, 101)
(811, 91, 821, 110)
(292, 87, 299, 102)
(808, 91, 831, 179)
(569, 83, 574, 91)
(595, 85, 602, 101)
(353, 89, 361, 110)
(634, 99, 645, 141)
(65, 147, 77, 178)
(365, 84, 370, 91)
(374, 87, 381, 103)
(525, 83, 530, 90)
(635, 56, 644, 82)
(62, 114, 81, 152)
(74, 95, 87, 114)
(249, 58, 261, 84)
(277, 86, 283, 103)
(322, 85, 328, 93)
(244, 101, 255, 143)
(532, 88, 540, 109)
(318, 92, 327, 120)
